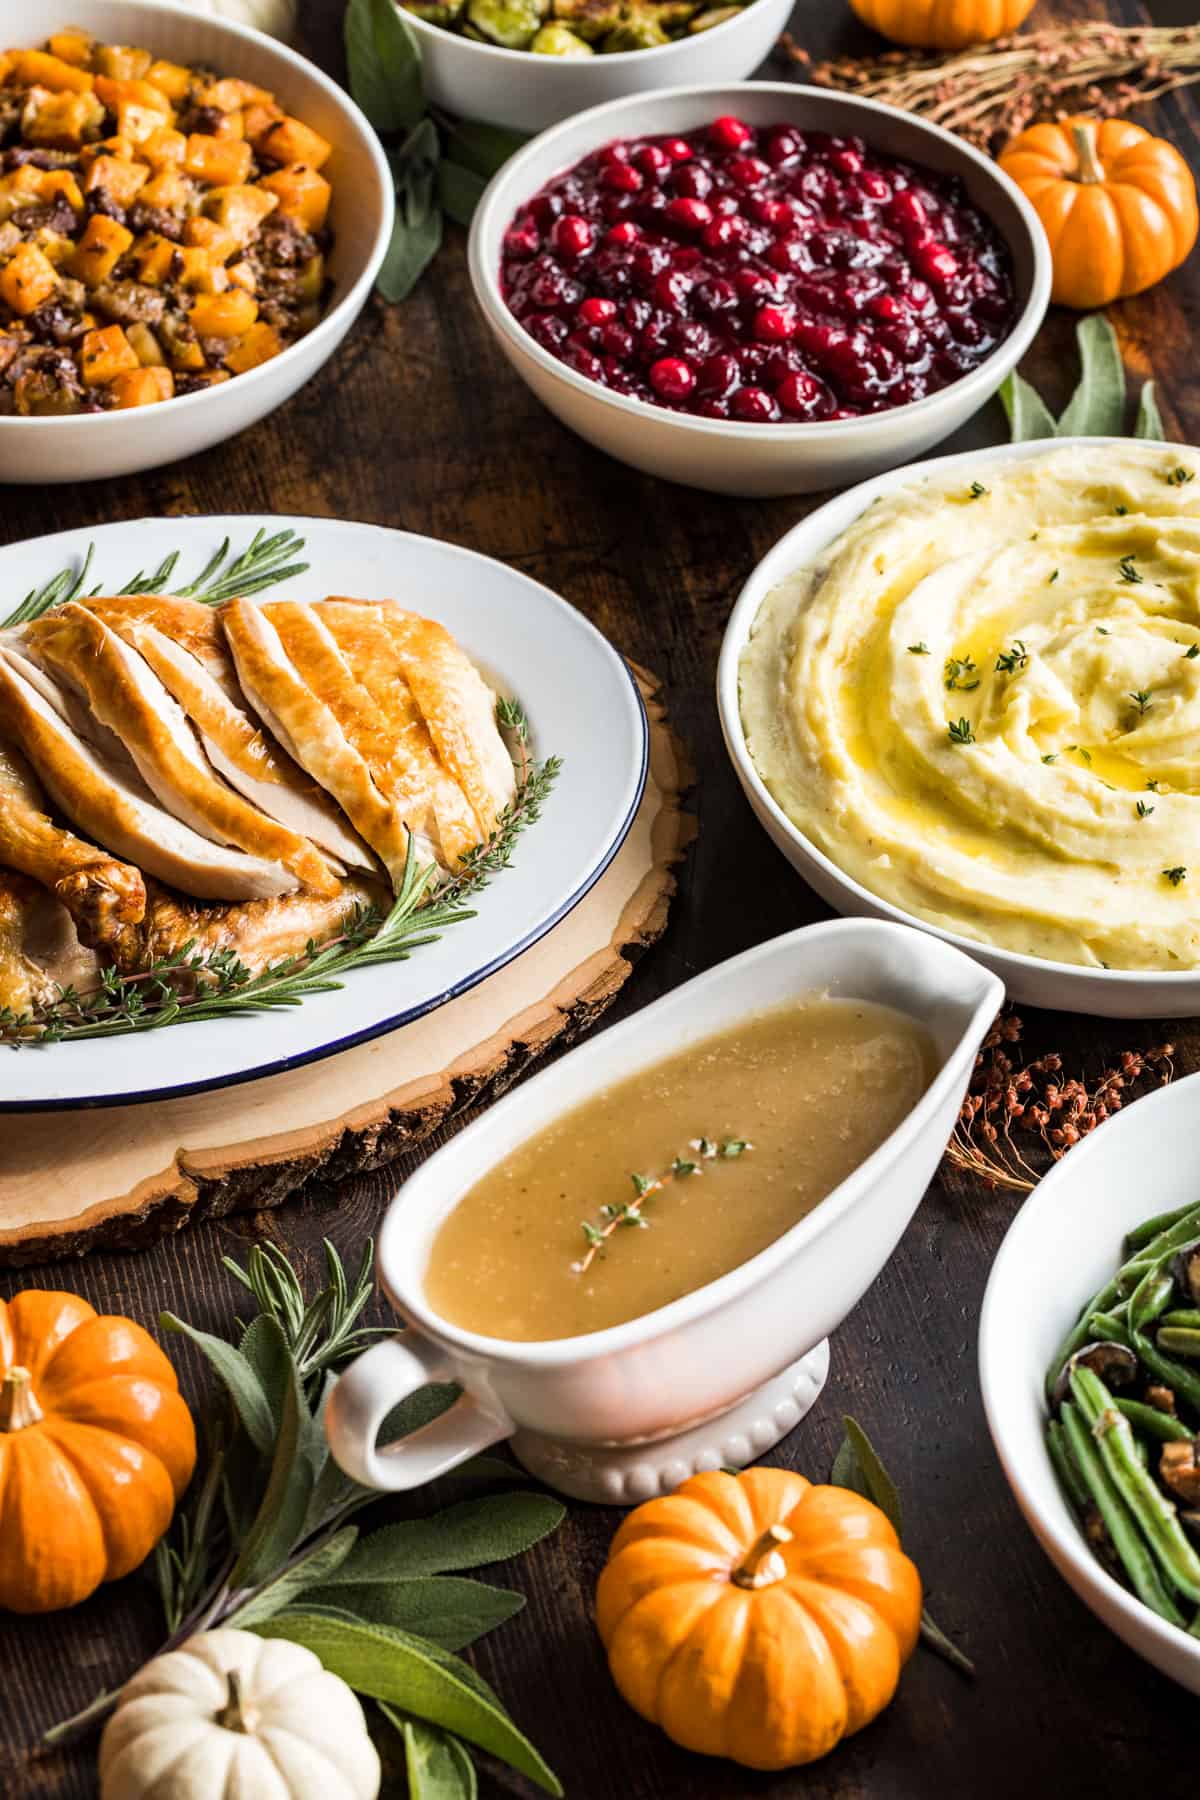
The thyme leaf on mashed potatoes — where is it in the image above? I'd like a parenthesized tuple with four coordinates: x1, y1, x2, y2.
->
(947, 717, 976, 746)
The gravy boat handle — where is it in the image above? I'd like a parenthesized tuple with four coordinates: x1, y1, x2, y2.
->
(326, 1331, 513, 1490)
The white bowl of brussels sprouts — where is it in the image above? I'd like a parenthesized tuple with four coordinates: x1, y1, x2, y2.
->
(400, 0, 792, 134)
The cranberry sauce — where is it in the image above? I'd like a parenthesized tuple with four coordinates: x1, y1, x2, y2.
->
(500, 116, 1017, 424)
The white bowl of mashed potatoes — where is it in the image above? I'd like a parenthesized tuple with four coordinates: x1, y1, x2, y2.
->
(717, 437, 1200, 1017)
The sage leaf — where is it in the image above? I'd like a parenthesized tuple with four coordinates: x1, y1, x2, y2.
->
(832, 1414, 903, 1535)
(395, 1714, 479, 1800)
(239, 1313, 294, 1429)
(440, 117, 529, 178)
(380, 120, 443, 303)
(344, 0, 424, 135)
(226, 1527, 359, 1629)
(920, 1609, 976, 1678)
(998, 369, 1058, 442)
(322, 1494, 565, 1581)
(439, 160, 486, 230)
(307, 1575, 524, 1650)
(230, 1360, 314, 1588)
(1057, 314, 1125, 438)
(160, 1313, 274, 1456)
(255, 1613, 562, 1795)
(1134, 379, 1166, 440)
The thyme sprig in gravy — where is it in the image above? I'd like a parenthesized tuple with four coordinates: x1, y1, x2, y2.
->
(572, 1137, 752, 1276)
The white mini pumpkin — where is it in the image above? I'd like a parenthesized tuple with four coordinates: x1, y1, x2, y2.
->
(98, 1628, 381, 1800)
(190, 0, 297, 43)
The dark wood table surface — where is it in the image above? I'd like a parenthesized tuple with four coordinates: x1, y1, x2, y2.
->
(4, 0, 1200, 1792)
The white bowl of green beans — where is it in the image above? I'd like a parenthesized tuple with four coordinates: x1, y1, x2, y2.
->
(981, 1072, 1200, 1695)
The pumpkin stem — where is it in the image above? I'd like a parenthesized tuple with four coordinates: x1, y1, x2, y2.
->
(215, 1670, 259, 1735)
(731, 1523, 794, 1590)
(1072, 123, 1105, 186)
(0, 1366, 43, 1432)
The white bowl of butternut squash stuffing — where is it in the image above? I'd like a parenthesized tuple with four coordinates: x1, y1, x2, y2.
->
(0, 0, 393, 482)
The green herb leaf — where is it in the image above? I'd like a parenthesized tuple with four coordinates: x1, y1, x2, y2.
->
(831, 1415, 903, 1534)
(907, 642, 929, 655)
(440, 117, 530, 179)
(307, 1575, 524, 1650)
(379, 118, 444, 303)
(229, 1360, 314, 1589)
(1057, 314, 1125, 438)
(919, 1611, 977, 1677)
(344, 0, 424, 134)
(1164, 866, 1188, 887)
(322, 1494, 566, 1582)
(1134, 379, 1166, 441)
(159, 1313, 275, 1455)
(255, 1613, 562, 1795)
(225, 1527, 360, 1629)
(238, 1313, 295, 1429)
(389, 1712, 479, 1800)
(998, 368, 1058, 442)
(947, 717, 975, 746)
(438, 159, 487, 229)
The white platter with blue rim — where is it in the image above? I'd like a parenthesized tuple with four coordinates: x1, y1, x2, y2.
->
(0, 515, 648, 1112)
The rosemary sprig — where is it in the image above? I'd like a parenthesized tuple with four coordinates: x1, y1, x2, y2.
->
(0, 527, 309, 629)
(1, 708, 560, 1046)
(572, 1137, 752, 1276)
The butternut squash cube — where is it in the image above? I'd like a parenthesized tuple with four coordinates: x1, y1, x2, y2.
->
(47, 30, 95, 68)
(80, 323, 139, 384)
(141, 125, 186, 168)
(185, 368, 232, 390)
(86, 154, 149, 207)
(226, 259, 256, 293)
(224, 321, 284, 373)
(109, 364, 174, 407)
(189, 290, 258, 338)
(174, 246, 228, 295)
(9, 50, 95, 94)
(72, 214, 135, 286)
(184, 216, 239, 263)
(139, 168, 191, 213)
(198, 78, 275, 112)
(145, 60, 192, 104)
(260, 116, 332, 171)
(95, 75, 173, 117)
(203, 183, 277, 244)
(242, 100, 284, 146)
(130, 233, 177, 285)
(184, 135, 252, 187)
(210, 110, 246, 142)
(258, 164, 331, 231)
(0, 242, 57, 316)
(23, 87, 106, 148)
(93, 45, 152, 81)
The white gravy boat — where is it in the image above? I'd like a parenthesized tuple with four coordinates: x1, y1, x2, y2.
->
(326, 920, 1002, 1503)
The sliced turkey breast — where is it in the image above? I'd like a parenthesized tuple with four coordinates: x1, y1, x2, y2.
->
(83, 595, 375, 874)
(113, 870, 387, 978)
(221, 597, 437, 890)
(0, 647, 299, 902)
(0, 740, 146, 950)
(23, 603, 340, 897)
(0, 866, 101, 1016)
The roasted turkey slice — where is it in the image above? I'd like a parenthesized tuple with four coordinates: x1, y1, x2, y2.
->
(220, 597, 514, 889)
(0, 647, 299, 903)
(0, 739, 145, 949)
(82, 595, 375, 874)
(22, 603, 341, 896)
(0, 867, 100, 1017)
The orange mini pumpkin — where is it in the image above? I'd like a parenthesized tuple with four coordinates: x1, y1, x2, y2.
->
(848, 0, 1036, 51)
(596, 1467, 922, 1770)
(0, 1290, 196, 1614)
(998, 117, 1199, 310)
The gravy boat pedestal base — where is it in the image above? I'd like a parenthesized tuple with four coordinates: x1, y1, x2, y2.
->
(508, 1341, 830, 1505)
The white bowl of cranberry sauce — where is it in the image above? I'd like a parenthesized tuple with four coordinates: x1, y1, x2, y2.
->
(469, 84, 1051, 496)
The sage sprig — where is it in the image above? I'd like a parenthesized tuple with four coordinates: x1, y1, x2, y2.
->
(344, 0, 528, 300)
(1000, 314, 1167, 443)
(830, 1415, 976, 1679)
(42, 1238, 564, 1796)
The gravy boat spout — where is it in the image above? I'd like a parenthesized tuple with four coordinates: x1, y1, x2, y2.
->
(327, 919, 1003, 1503)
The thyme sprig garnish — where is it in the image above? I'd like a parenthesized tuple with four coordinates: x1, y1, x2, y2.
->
(1, 707, 559, 1046)
(1119, 556, 1144, 585)
(572, 1137, 752, 1276)
(967, 480, 989, 500)
(1163, 866, 1188, 887)
(1, 527, 310, 629)
(996, 640, 1028, 675)
(944, 655, 979, 692)
(947, 717, 976, 746)
(1166, 466, 1195, 487)
(1129, 688, 1154, 717)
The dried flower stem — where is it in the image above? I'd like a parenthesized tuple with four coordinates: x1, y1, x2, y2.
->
(779, 25, 1200, 156)
(944, 1011, 1174, 1193)
(572, 1136, 751, 1275)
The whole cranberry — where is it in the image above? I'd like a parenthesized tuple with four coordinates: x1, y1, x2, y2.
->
(531, 193, 563, 229)
(599, 321, 635, 359)
(734, 268, 778, 306)
(754, 304, 797, 344)
(668, 319, 715, 358)
(694, 276, 738, 314)
(664, 195, 713, 233)
(727, 155, 769, 190)
(503, 224, 539, 260)
(697, 352, 740, 396)
(672, 163, 713, 201)
(857, 169, 891, 202)
(652, 268, 693, 313)
(605, 220, 640, 246)
(605, 361, 639, 394)
(697, 397, 731, 419)
(527, 312, 568, 350)
(623, 296, 653, 330)
(633, 243, 671, 286)
(578, 296, 618, 326)
(635, 143, 672, 180)
(701, 214, 745, 252)
(730, 385, 780, 422)
(660, 136, 693, 162)
(776, 370, 824, 416)
(565, 344, 605, 382)
(764, 126, 801, 166)
(768, 237, 809, 274)
(551, 215, 594, 258)
(916, 243, 959, 284)
(600, 162, 643, 195)
(649, 356, 696, 401)
(831, 147, 863, 176)
(709, 115, 753, 152)
(889, 190, 927, 232)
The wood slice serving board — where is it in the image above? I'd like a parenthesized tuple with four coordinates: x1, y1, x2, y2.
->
(0, 670, 692, 1267)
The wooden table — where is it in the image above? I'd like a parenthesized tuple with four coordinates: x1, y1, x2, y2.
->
(4, 0, 1199, 1792)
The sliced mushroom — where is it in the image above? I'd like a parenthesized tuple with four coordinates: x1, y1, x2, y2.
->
(1051, 1340, 1140, 1411)
(1160, 1439, 1200, 1505)
(1147, 1383, 1178, 1416)
(1172, 1241, 1200, 1306)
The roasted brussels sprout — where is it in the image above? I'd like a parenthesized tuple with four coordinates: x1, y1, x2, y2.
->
(551, 0, 624, 40)
(402, 0, 467, 23)
(424, 0, 749, 51)
(600, 15, 668, 48)
(531, 21, 595, 52)
(688, 4, 742, 28)
(466, 0, 549, 47)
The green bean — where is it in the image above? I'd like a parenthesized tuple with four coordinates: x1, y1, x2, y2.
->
(1162, 1310, 1200, 1331)
(1130, 1268, 1177, 1332)
(1129, 1325, 1200, 1413)
(1156, 1328, 1200, 1358)
(1115, 1400, 1194, 1443)
(1060, 1400, 1185, 1624)
(1126, 1203, 1200, 1253)
(1121, 1204, 1200, 1274)
(1088, 1312, 1132, 1344)
(1072, 1366, 1200, 1603)
(1047, 1418, 1091, 1510)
